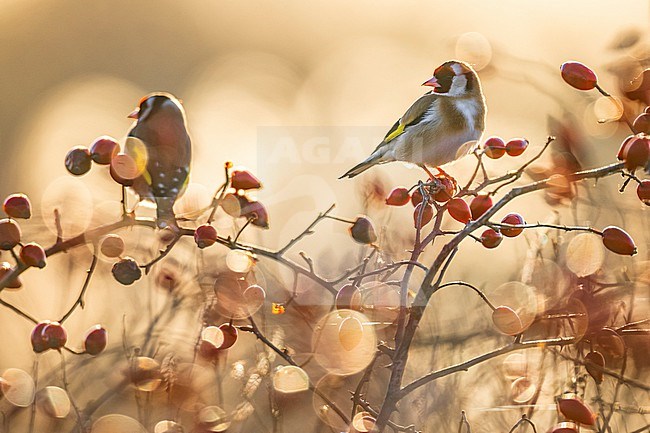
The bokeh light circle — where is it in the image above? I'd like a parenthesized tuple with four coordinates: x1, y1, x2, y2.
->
(226, 249, 254, 273)
(455, 32, 492, 71)
(312, 309, 377, 375)
(197, 405, 231, 432)
(213, 273, 265, 319)
(488, 281, 538, 333)
(92, 414, 146, 433)
(272, 365, 310, 394)
(41, 176, 93, 238)
(0, 368, 35, 407)
(313, 374, 353, 431)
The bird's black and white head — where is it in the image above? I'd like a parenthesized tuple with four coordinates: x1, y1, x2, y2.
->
(127, 92, 186, 123)
(422, 60, 480, 97)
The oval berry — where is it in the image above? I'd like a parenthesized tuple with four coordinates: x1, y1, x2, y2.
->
(241, 200, 270, 229)
(637, 180, 650, 205)
(601, 226, 636, 255)
(109, 153, 137, 186)
(89, 136, 120, 165)
(617, 135, 636, 161)
(632, 113, 650, 134)
(65, 146, 92, 176)
(31, 321, 51, 353)
(505, 138, 529, 157)
(480, 228, 503, 249)
(411, 189, 424, 207)
(42, 322, 67, 350)
(500, 213, 525, 237)
(3, 194, 31, 219)
(557, 394, 597, 425)
(83, 325, 108, 355)
(20, 243, 47, 268)
(194, 224, 218, 248)
(484, 137, 506, 159)
(385, 187, 410, 206)
(584, 351, 605, 384)
(111, 257, 142, 285)
(470, 194, 492, 220)
(0, 218, 21, 250)
(623, 137, 650, 170)
(231, 169, 262, 190)
(447, 198, 471, 224)
(560, 62, 598, 91)
(413, 202, 433, 227)
(349, 216, 377, 244)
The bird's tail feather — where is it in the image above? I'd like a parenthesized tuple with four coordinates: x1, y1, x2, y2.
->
(155, 197, 178, 229)
(339, 156, 381, 179)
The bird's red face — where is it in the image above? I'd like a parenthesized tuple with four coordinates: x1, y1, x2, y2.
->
(127, 95, 154, 120)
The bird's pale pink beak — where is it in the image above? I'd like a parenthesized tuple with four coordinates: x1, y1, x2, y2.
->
(422, 76, 440, 88)
(127, 108, 140, 119)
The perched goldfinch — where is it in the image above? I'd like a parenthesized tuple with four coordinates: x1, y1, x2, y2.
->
(340, 60, 486, 179)
(127, 92, 192, 229)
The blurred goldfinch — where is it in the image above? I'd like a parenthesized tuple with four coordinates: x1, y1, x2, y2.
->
(340, 60, 486, 179)
(127, 92, 192, 229)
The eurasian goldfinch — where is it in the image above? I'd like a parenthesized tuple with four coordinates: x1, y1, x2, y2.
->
(126, 92, 192, 229)
(340, 60, 486, 179)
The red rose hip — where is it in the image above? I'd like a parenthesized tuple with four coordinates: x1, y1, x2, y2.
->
(601, 226, 637, 255)
(112, 257, 142, 285)
(231, 169, 262, 190)
(65, 146, 92, 176)
(3, 194, 32, 219)
(0, 218, 21, 250)
(560, 62, 598, 91)
(413, 202, 433, 227)
(42, 322, 67, 350)
(447, 198, 471, 224)
(470, 194, 493, 220)
(385, 187, 410, 206)
(505, 138, 529, 157)
(194, 224, 218, 248)
(349, 216, 377, 244)
(500, 213, 525, 237)
(632, 113, 650, 134)
(89, 136, 120, 165)
(83, 325, 108, 355)
(637, 180, 650, 205)
(20, 243, 47, 268)
(480, 228, 503, 249)
(483, 137, 506, 159)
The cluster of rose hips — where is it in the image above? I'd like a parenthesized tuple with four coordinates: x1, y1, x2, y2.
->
(483, 136, 529, 159)
(0, 194, 47, 289)
(386, 177, 637, 254)
(385, 177, 526, 249)
(31, 321, 107, 356)
(0, 191, 110, 356)
(561, 61, 650, 207)
(65, 136, 120, 177)
(193, 167, 268, 251)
